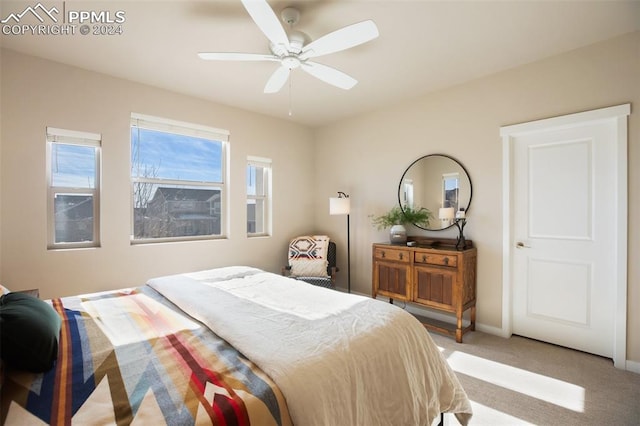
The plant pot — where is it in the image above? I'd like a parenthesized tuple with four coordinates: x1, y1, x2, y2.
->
(389, 224, 407, 244)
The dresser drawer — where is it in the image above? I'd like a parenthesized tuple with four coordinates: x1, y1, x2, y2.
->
(374, 247, 410, 263)
(414, 252, 458, 268)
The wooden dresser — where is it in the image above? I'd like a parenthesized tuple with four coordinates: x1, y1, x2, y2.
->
(372, 239, 477, 342)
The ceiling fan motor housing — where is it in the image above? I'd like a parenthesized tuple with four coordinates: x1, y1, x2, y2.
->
(270, 30, 307, 56)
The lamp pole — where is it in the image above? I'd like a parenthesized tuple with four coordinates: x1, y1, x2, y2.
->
(346, 211, 351, 293)
(330, 191, 351, 293)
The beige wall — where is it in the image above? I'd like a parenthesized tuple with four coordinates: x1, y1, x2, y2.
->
(0, 46, 3, 277)
(2, 32, 638, 365)
(314, 31, 640, 363)
(0, 49, 315, 299)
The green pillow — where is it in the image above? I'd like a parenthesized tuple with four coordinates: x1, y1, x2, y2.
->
(0, 292, 61, 373)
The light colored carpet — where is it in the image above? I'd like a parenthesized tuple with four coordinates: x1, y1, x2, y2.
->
(430, 331, 640, 425)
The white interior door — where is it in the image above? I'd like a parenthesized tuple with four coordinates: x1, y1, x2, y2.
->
(501, 105, 629, 364)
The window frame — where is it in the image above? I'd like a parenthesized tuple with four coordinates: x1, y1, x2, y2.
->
(130, 113, 230, 244)
(46, 127, 102, 249)
(246, 156, 272, 237)
(442, 172, 460, 211)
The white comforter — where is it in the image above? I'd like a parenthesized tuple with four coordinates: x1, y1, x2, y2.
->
(148, 266, 472, 426)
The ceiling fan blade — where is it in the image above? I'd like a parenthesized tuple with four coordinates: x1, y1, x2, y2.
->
(264, 65, 291, 93)
(241, 0, 290, 48)
(300, 20, 379, 60)
(198, 52, 279, 62)
(301, 62, 357, 90)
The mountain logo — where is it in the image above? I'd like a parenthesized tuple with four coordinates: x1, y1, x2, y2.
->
(1, 2, 59, 24)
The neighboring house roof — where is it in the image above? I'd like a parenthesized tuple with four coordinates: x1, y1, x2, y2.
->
(151, 187, 220, 203)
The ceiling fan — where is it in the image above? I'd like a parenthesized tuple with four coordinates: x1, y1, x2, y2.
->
(198, 0, 379, 94)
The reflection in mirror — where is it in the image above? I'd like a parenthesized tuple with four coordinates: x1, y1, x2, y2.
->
(402, 179, 414, 208)
(443, 173, 460, 209)
(398, 154, 472, 231)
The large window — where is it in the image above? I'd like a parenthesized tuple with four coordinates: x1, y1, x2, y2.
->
(47, 127, 101, 249)
(247, 156, 271, 236)
(131, 114, 229, 242)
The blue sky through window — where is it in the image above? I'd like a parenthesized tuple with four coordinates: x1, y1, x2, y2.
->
(51, 143, 96, 188)
(131, 128, 222, 182)
(444, 177, 459, 191)
(247, 165, 256, 196)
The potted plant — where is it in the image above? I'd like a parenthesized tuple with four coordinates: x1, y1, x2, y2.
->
(371, 205, 433, 244)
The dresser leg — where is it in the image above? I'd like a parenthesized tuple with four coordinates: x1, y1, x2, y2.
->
(471, 306, 476, 331)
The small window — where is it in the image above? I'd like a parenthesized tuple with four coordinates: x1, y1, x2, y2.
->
(247, 156, 272, 236)
(442, 172, 460, 211)
(47, 127, 101, 249)
(131, 113, 229, 243)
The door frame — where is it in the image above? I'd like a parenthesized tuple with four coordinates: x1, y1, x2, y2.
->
(500, 104, 630, 369)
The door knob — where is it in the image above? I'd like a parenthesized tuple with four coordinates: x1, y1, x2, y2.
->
(516, 242, 531, 248)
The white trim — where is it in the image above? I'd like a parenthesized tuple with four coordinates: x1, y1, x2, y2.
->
(499, 104, 631, 136)
(626, 359, 640, 375)
(46, 126, 101, 147)
(475, 322, 509, 338)
(614, 110, 629, 370)
(500, 104, 630, 369)
(247, 155, 272, 165)
(131, 113, 229, 141)
(46, 127, 102, 249)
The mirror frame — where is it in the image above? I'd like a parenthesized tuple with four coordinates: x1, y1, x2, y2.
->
(397, 154, 473, 231)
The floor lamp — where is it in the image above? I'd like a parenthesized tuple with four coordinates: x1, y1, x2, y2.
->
(329, 192, 351, 293)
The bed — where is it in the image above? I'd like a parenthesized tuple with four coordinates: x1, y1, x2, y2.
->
(1, 266, 472, 425)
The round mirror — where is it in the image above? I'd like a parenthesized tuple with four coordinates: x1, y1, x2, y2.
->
(397, 154, 472, 231)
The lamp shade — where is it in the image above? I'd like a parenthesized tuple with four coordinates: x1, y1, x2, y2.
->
(330, 197, 351, 215)
(439, 207, 455, 220)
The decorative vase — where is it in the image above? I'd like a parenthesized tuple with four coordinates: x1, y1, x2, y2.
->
(389, 224, 407, 244)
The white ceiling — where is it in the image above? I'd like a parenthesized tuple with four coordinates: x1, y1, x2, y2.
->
(2, 0, 639, 127)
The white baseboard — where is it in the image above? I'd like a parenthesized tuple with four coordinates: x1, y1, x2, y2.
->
(626, 359, 640, 374)
(475, 322, 509, 338)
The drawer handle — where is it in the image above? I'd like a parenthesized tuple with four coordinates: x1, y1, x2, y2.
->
(399, 253, 403, 260)
(443, 257, 449, 265)
(381, 251, 386, 258)
(422, 255, 427, 262)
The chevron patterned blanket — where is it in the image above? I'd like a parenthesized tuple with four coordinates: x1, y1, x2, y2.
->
(0, 286, 291, 426)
